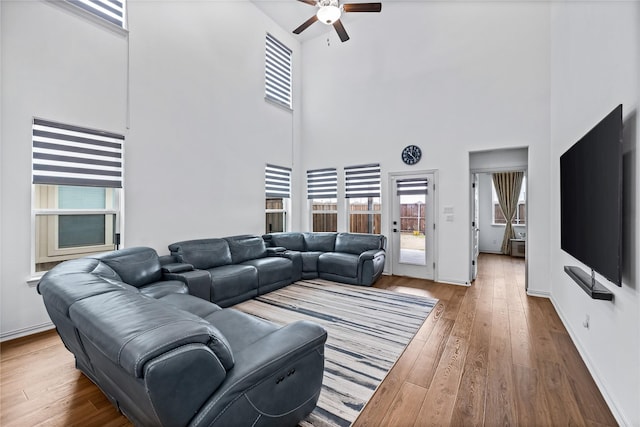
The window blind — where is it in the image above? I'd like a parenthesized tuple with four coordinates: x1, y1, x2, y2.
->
(265, 33, 292, 109)
(67, 0, 126, 28)
(32, 118, 124, 188)
(345, 163, 380, 198)
(307, 168, 337, 199)
(396, 178, 429, 195)
(265, 164, 291, 198)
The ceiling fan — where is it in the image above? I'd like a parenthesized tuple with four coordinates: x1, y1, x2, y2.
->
(293, 0, 382, 42)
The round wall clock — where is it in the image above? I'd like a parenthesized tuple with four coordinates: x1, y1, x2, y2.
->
(401, 145, 422, 165)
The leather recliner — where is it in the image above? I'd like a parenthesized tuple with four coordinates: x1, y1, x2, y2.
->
(37, 247, 327, 427)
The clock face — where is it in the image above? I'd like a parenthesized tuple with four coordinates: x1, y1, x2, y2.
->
(401, 145, 422, 165)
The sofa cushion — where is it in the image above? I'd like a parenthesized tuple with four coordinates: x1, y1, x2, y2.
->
(169, 239, 232, 270)
(318, 252, 359, 278)
(265, 232, 306, 251)
(241, 257, 292, 287)
(94, 247, 163, 288)
(303, 232, 337, 252)
(139, 280, 189, 299)
(208, 265, 258, 304)
(69, 291, 235, 376)
(225, 235, 267, 264)
(204, 308, 279, 354)
(334, 232, 385, 255)
(301, 251, 323, 273)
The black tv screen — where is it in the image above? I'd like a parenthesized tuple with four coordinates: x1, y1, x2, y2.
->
(560, 104, 623, 286)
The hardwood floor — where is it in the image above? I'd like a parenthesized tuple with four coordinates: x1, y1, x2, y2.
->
(0, 254, 617, 426)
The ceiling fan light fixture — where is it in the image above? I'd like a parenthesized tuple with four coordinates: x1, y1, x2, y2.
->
(316, 5, 341, 25)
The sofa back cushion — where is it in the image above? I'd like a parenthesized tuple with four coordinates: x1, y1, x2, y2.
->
(94, 247, 162, 288)
(264, 232, 305, 251)
(69, 291, 235, 377)
(225, 235, 267, 264)
(303, 232, 337, 252)
(169, 239, 232, 270)
(334, 233, 386, 255)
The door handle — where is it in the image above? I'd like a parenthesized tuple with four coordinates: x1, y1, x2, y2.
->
(393, 229, 398, 233)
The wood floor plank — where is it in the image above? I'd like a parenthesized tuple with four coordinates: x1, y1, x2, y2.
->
(1, 254, 618, 427)
(414, 335, 469, 426)
(449, 307, 491, 426)
(379, 381, 428, 426)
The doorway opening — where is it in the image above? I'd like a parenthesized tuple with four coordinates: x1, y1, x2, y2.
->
(469, 148, 528, 290)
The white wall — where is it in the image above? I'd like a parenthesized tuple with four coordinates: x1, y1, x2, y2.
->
(549, 2, 639, 425)
(300, 2, 551, 288)
(0, 1, 128, 339)
(0, 0, 301, 339)
(124, 1, 301, 251)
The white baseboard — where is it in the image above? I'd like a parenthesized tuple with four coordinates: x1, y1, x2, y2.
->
(436, 278, 471, 287)
(0, 322, 54, 342)
(526, 288, 551, 298)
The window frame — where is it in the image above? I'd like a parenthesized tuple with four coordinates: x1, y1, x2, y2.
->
(31, 118, 124, 276)
(264, 33, 293, 110)
(307, 168, 338, 232)
(265, 164, 292, 234)
(33, 185, 120, 273)
(345, 164, 381, 235)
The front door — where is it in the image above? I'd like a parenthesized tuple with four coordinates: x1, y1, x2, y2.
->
(390, 172, 435, 280)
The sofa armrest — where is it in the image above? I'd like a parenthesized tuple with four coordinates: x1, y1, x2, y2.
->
(162, 262, 194, 274)
(267, 249, 302, 282)
(191, 320, 327, 427)
(357, 249, 386, 286)
(358, 249, 386, 262)
(266, 246, 287, 255)
(144, 343, 227, 427)
(164, 269, 212, 301)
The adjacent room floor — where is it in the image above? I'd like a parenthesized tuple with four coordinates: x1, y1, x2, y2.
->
(0, 254, 617, 426)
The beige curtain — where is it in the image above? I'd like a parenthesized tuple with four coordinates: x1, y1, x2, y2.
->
(492, 171, 524, 255)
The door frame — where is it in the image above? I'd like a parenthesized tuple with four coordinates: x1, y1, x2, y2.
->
(388, 170, 439, 280)
(470, 173, 479, 282)
(469, 167, 528, 291)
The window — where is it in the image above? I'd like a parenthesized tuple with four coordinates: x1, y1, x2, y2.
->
(308, 168, 337, 232)
(492, 176, 526, 225)
(32, 118, 123, 273)
(265, 164, 291, 233)
(66, 0, 127, 28)
(265, 33, 292, 109)
(345, 164, 381, 234)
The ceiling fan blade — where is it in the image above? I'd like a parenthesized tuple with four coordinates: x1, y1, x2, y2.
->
(342, 2, 382, 13)
(293, 15, 319, 34)
(297, 0, 317, 5)
(333, 19, 350, 42)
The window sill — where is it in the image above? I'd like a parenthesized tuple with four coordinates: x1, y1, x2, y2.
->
(27, 275, 44, 288)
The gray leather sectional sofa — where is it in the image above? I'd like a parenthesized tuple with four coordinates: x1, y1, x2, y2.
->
(166, 232, 386, 307)
(262, 232, 387, 286)
(37, 247, 327, 427)
(167, 235, 302, 307)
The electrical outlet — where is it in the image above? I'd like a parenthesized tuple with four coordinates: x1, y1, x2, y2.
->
(583, 314, 590, 329)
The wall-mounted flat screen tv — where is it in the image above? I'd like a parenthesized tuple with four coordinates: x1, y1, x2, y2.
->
(560, 104, 623, 286)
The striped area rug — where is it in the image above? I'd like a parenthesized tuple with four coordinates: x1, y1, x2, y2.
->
(233, 279, 438, 426)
